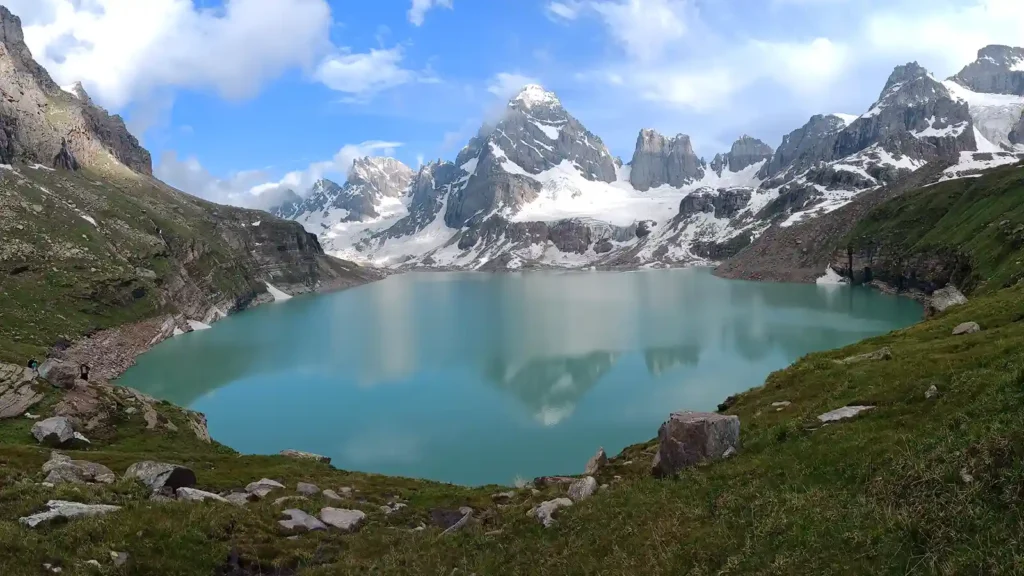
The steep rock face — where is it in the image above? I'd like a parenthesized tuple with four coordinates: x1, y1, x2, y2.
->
(372, 161, 461, 241)
(1011, 112, 1024, 145)
(0, 7, 152, 174)
(952, 45, 1024, 96)
(679, 189, 752, 220)
(443, 85, 617, 227)
(759, 115, 848, 179)
(835, 63, 976, 163)
(710, 136, 773, 175)
(629, 129, 705, 191)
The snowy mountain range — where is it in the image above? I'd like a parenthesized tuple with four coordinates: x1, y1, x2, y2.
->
(271, 46, 1024, 271)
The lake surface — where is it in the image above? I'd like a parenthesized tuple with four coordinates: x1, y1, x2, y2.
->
(117, 268, 921, 486)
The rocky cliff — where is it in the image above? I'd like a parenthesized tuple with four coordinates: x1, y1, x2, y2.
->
(629, 130, 705, 191)
(710, 136, 773, 175)
(0, 6, 151, 175)
(952, 45, 1024, 96)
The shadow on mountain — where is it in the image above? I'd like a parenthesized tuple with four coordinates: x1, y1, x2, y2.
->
(483, 351, 618, 427)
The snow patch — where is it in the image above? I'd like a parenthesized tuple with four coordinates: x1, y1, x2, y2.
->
(79, 213, 97, 227)
(816, 266, 847, 285)
(264, 282, 293, 302)
(28, 163, 55, 172)
(913, 118, 968, 139)
(187, 320, 212, 331)
(943, 80, 1024, 148)
(513, 84, 560, 109)
(532, 120, 560, 140)
(830, 113, 858, 126)
(940, 151, 1022, 181)
(172, 327, 185, 337)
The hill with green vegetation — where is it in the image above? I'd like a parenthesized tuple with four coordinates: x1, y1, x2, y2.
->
(839, 163, 1024, 294)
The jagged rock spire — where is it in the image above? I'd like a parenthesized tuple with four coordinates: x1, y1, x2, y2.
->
(53, 138, 79, 171)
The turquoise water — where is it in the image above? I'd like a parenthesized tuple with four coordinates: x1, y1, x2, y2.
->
(117, 268, 921, 486)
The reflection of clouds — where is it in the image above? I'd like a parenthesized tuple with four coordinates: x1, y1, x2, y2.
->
(535, 405, 574, 427)
(342, 429, 421, 465)
(643, 345, 700, 376)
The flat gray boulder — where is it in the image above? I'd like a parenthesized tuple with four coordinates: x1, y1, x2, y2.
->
(320, 508, 367, 532)
(568, 476, 598, 502)
(0, 363, 42, 419)
(20, 500, 121, 528)
(246, 478, 285, 499)
(42, 452, 115, 485)
(952, 321, 981, 335)
(296, 482, 320, 496)
(224, 492, 254, 505)
(530, 498, 573, 528)
(280, 449, 331, 464)
(651, 411, 740, 477)
(836, 347, 892, 365)
(279, 509, 326, 532)
(322, 489, 343, 501)
(125, 461, 196, 491)
(31, 417, 75, 446)
(818, 405, 874, 423)
(176, 487, 229, 503)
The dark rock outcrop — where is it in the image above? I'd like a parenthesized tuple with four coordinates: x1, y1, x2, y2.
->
(629, 129, 705, 191)
(760, 115, 848, 179)
(52, 138, 79, 170)
(651, 411, 740, 477)
(680, 189, 752, 220)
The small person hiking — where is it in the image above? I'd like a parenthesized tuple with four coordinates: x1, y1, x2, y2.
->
(27, 359, 39, 374)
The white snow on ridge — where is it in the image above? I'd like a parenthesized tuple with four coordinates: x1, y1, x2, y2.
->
(532, 120, 560, 140)
(973, 128, 1003, 153)
(913, 117, 968, 138)
(831, 113, 859, 126)
(514, 84, 560, 109)
(940, 151, 1022, 182)
(816, 266, 847, 285)
(943, 79, 1024, 148)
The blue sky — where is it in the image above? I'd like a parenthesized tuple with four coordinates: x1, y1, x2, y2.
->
(11, 0, 1024, 206)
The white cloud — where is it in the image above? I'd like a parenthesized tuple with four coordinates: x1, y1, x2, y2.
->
(19, 0, 334, 110)
(315, 47, 419, 100)
(408, 0, 453, 27)
(545, 1, 584, 20)
(590, 0, 691, 63)
(157, 140, 403, 208)
(487, 72, 541, 100)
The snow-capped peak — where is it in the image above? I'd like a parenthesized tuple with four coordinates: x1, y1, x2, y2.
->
(512, 84, 561, 109)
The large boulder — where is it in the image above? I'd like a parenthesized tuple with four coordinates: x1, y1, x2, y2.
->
(952, 322, 981, 335)
(319, 508, 367, 533)
(42, 452, 115, 484)
(124, 461, 196, 492)
(651, 411, 740, 477)
(0, 363, 42, 419)
(31, 416, 75, 446)
(245, 478, 285, 499)
(927, 286, 968, 316)
(584, 447, 607, 475)
(568, 476, 598, 502)
(530, 498, 573, 528)
(19, 500, 120, 528)
(38, 360, 78, 390)
(279, 509, 326, 532)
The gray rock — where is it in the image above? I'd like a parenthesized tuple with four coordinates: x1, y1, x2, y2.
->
(836, 347, 893, 365)
(584, 447, 607, 475)
(723, 446, 737, 459)
(381, 503, 408, 515)
(491, 490, 517, 503)
(322, 489, 343, 501)
(245, 478, 285, 499)
(925, 384, 940, 400)
(952, 321, 981, 335)
(530, 498, 573, 528)
(224, 492, 253, 505)
(278, 509, 326, 532)
(440, 510, 472, 536)
(124, 461, 196, 492)
(567, 476, 598, 502)
(42, 452, 115, 484)
(109, 551, 128, 567)
(31, 416, 75, 446)
(0, 363, 42, 419)
(1010, 110, 1024, 146)
(296, 482, 320, 496)
(651, 411, 740, 477)
(817, 405, 875, 423)
(771, 401, 791, 408)
(759, 114, 847, 179)
(679, 189, 752, 220)
(175, 487, 229, 503)
(320, 508, 367, 532)
(928, 286, 968, 316)
(629, 129, 704, 191)
(280, 449, 331, 464)
(710, 135, 773, 175)
(273, 496, 308, 507)
(19, 500, 121, 528)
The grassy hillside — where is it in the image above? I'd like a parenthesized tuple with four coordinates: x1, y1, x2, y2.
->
(2, 280, 1023, 575)
(842, 163, 1024, 293)
(0, 163, 375, 365)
